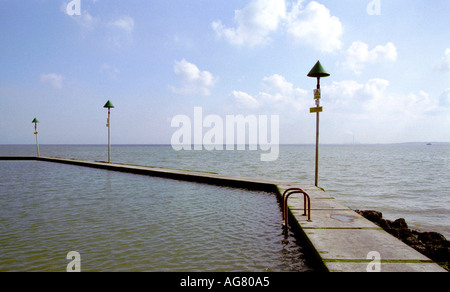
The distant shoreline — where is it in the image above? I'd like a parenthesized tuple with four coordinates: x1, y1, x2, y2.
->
(1, 142, 450, 146)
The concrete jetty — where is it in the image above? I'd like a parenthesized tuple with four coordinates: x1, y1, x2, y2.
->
(0, 156, 446, 272)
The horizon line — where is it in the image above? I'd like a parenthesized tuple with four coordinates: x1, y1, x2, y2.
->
(1, 142, 449, 146)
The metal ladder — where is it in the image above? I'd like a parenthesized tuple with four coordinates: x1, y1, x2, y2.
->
(282, 188, 312, 229)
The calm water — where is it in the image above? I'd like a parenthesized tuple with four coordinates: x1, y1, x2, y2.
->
(2, 144, 448, 236)
(0, 144, 449, 271)
(0, 160, 311, 272)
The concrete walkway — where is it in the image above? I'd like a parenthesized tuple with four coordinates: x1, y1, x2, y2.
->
(1, 156, 446, 272)
(277, 183, 446, 272)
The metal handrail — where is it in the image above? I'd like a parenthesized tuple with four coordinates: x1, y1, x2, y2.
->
(282, 188, 312, 228)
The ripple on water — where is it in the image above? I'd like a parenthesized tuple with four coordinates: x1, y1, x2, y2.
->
(0, 161, 312, 272)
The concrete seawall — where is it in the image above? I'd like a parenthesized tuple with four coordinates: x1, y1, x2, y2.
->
(1, 156, 446, 272)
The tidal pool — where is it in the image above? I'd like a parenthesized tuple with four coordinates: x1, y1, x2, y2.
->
(0, 161, 313, 272)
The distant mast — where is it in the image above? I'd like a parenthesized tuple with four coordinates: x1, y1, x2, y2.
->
(32, 118, 40, 157)
(104, 100, 115, 163)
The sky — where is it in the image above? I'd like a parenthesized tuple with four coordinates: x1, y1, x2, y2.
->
(0, 0, 449, 145)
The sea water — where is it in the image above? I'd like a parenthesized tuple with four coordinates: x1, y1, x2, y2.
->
(0, 144, 449, 270)
(0, 159, 311, 272)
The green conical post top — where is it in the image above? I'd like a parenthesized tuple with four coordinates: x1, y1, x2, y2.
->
(307, 61, 330, 78)
(32, 118, 39, 123)
(104, 100, 115, 108)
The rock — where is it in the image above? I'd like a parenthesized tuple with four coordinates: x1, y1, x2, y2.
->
(385, 227, 399, 238)
(355, 210, 383, 224)
(398, 228, 420, 245)
(392, 218, 408, 229)
(411, 244, 427, 255)
(418, 232, 447, 245)
(378, 218, 392, 230)
(402, 234, 421, 246)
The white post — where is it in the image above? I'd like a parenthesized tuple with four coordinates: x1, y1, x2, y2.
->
(35, 123, 40, 157)
(107, 108, 111, 163)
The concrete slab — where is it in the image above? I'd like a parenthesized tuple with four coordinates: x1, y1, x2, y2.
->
(292, 210, 379, 229)
(304, 228, 431, 261)
(279, 183, 446, 272)
(288, 196, 351, 211)
(326, 261, 447, 273)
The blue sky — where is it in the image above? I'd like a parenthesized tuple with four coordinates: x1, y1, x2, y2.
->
(0, 0, 449, 144)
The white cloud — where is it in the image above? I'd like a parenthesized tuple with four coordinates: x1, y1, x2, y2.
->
(100, 63, 120, 79)
(230, 77, 448, 143)
(231, 91, 260, 109)
(342, 41, 398, 74)
(285, 1, 343, 52)
(436, 48, 450, 72)
(171, 59, 217, 96)
(63, 1, 135, 34)
(260, 74, 309, 110)
(40, 73, 64, 89)
(63, 3, 135, 47)
(324, 79, 446, 118)
(212, 0, 343, 51)
(62, 0, 98, 30)
(212, 0, 286, 47)
(231, 74, 309, 111)
(325, 80, 365, 110)
(106, 15, 135, 47)
(109, 16, 135, 34)
(439, 89, 450, 107)
(325, 79, 393, 112)
(321, 79, 450, 143)
(262, 74, 294, 95)
(70, 11, 98, 31)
